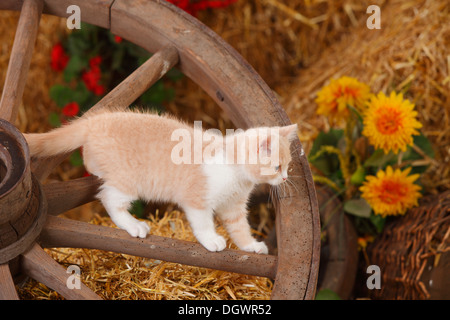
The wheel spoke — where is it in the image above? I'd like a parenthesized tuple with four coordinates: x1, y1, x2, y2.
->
(20, 242, 102, 300)
(40, 215, 277, 279)
(0, 263, 19, 300)
(43, 175, 102, 216)
(32, 45, 179, 182)
(0, 0, 43, 122)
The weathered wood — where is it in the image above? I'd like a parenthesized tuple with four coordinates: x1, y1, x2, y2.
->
(317, 186, 358, 300)
(0, 119, 31, 225)
(43, 175, 102, 216)
(21, 242, 102, 300)
(0, 0, 43, 122)
(0, 264, 19, 300)
(0, 119, 42, 260)
(32, 46, 179, 182)
(39, 215, 278, 279)
(0, 175, 47, 264)
(42, 0, 113, 29)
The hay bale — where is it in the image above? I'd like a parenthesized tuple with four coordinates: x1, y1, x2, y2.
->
(283, 0, 450, 193)
(0, 12, 68, 133)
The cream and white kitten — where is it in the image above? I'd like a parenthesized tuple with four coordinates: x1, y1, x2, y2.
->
(25, 110, 297, 254)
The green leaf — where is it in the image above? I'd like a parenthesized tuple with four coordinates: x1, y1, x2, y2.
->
(370, 213, 386, 233)
(344, 198, 372, 218)
(315, 289, 341, 300)
(69, 149, 84, 167)
(49, 84, 75, 107)
(413, 133, 434, 158)
(63, 55, 87, 82)
(48, 112, 61, 127)
(350, 166, 365, 185)
(402, 133, 435, 174)
(73, 81, 91, 107)
(363, 149, 396, 168)
(140, 81, 175, 105)
(308, 129, 344, 176)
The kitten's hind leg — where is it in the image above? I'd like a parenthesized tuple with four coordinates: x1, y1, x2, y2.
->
(218, 205, 268, 254)
(183, 206, 226, 252)
(97, 184, 150, 238)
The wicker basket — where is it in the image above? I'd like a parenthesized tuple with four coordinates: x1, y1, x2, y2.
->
(368, 191, 450, 300)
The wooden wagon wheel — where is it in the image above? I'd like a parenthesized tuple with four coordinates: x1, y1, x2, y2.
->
(0, 0, 320, 300)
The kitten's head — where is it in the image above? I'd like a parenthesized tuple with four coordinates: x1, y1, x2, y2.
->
(242, 124, 298, 186)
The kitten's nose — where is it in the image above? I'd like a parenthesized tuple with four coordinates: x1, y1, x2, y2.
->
(282, 177, 287, 181)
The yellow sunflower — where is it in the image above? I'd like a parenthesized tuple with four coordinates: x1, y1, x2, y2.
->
(360, 166, 422, 217)
(362, 91, 422, 154)
(315, 76, 371, 125)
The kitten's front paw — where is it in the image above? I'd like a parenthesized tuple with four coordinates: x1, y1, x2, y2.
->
(124, 220, 150, 238)
(199, 234, 227, 252)
(242, 241, 269, 254)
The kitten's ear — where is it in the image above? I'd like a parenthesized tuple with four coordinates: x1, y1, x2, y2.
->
(279, 124, 298, 141)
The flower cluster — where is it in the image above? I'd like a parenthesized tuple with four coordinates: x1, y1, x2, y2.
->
(82, 56, 106, 96)
(50, 42, 107, 123)
(62, 102, 80, 117)
(315, 76, 371, 125)
(310, 76, 432, 225)
(167, 0, 238, 16)
(50, 43, 69, 72)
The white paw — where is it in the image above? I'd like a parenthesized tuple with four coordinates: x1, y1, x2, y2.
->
(122, 220, 150, 238)
(199, 234, 227, 252)
(242, 241, 269, 254)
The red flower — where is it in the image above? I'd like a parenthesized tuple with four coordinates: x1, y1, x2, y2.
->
(82, 56, 105, 96)
(89, 56, 102, 68)
(82, 68, 100, 91)
(114, 35, 123, 43)
(93, 85, 105, 96)
(50, 43, 69, 72)
(62, 102, 80, 117)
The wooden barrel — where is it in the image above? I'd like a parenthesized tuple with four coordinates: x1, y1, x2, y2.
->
(0, 119, 45, 264)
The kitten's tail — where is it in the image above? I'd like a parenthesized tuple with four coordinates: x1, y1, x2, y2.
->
(24, 118, 89, 157)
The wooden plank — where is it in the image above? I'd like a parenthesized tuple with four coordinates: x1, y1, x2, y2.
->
(0, 263, 19, 300)
(21, 242, 102, 300)
(43, 175, 102, 216)
(42, 0, 113, 29)
(0, 0, 43, 122)
(39, 215, 278, 279)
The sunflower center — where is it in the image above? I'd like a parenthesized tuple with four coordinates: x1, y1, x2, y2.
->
(377, 179, 407, 205)
(375, 108, 403, 135)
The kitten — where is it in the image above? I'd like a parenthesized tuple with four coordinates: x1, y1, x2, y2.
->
(24, 110, 297, 254)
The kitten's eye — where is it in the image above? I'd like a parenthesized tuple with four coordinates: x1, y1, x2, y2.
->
(275, 165, 281, 172)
